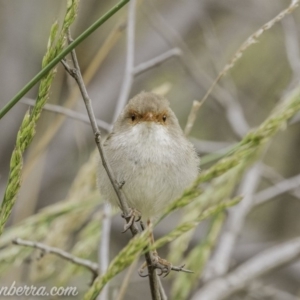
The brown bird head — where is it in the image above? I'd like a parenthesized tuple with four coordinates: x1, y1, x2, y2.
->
(115, 92, 182, 135)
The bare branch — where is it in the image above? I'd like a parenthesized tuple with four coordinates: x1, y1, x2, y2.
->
(255, 173, 300, 206)
(13, 238, 98, 275)
(133, 48, 181, 76)
(20, 98, 112, 132)
(203, 163, 263, 280)
(192, 237, 300, 300)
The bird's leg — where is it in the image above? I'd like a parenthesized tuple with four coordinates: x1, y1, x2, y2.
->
(138, 219, 193, 278)
(121, 208, 142, 233)
(148, 219, 172, 277)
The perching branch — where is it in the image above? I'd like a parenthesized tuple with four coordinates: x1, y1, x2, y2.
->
(62, 26, 166, 299)
(61, 35, 137, 234)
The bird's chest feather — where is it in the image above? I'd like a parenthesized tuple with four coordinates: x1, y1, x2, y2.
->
(114, 124, 175, 162)
(109, 124, 179, 185)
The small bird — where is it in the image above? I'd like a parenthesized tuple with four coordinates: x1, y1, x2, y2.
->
(98, 92, 200, 221)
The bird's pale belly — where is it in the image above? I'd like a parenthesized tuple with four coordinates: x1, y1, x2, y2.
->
(110, 145, 188, 219)
(120, 161, 181, 219)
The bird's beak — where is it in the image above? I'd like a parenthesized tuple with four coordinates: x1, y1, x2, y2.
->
(143, 112, 154, 122)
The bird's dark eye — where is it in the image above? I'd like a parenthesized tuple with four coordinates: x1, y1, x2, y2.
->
(131, 114, 136, 121)
(162, 115, 167, 122)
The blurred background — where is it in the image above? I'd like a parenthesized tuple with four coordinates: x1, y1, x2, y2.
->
(0, 0, 300, 299)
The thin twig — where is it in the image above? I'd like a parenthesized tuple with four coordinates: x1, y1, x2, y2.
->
(262, 164, 300, 198)
(184, 100, 204, 136)
(139, 221, 161, 300)
(62, 32, 137, 233)
(157, 278, 168, 300)
(13, 238, 98, 275)
(203, 163, 263, 281)
(133, 48, 181, 76)
(191, 237, 300, 300)
(20, 98, 112, 132)
(255, 173, 300, 206)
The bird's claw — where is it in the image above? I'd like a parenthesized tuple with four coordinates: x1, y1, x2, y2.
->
(138, 255, 193, 278)
(121, 208, 142, 233)
(138, 261, 149, 277)
(152, 255, 172, 278)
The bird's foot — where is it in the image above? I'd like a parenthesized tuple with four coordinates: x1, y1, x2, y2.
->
(121, 208, 142, 233)
(138, 252, 193, 278)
